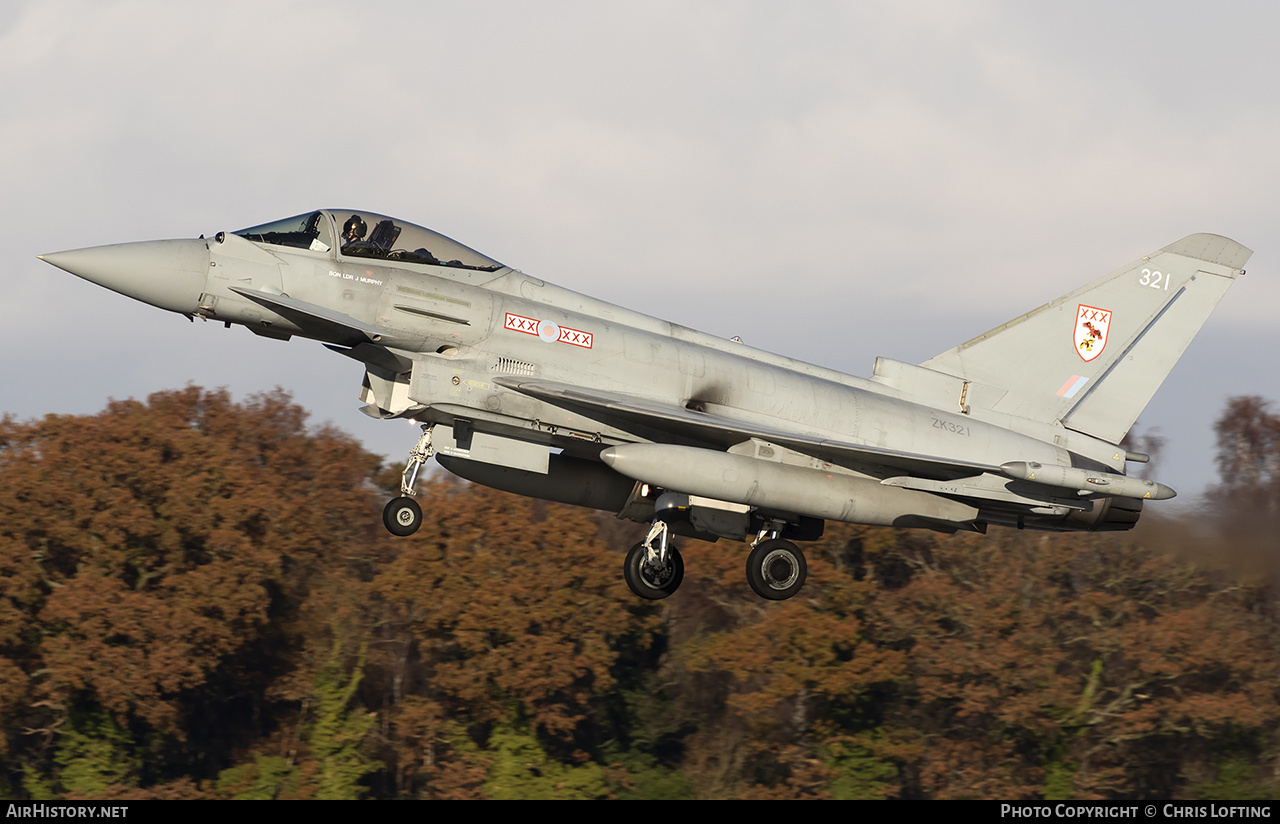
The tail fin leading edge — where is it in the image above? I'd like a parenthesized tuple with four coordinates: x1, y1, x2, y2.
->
(920, 233, 1251, 444)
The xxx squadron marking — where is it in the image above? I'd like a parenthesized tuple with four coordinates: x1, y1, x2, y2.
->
(1074, 304, 1111, 363)
(505, 312, 593, 348)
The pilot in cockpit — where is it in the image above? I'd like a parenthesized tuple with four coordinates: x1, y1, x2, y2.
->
(341, 215, 368, 248)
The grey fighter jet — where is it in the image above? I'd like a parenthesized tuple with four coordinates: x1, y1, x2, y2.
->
(39, 211, 1250, 601)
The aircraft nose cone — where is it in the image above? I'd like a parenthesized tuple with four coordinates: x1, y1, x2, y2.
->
(39, 238, 208, 314)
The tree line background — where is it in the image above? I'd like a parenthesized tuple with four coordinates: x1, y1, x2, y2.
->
(0, 386, 1276, 800)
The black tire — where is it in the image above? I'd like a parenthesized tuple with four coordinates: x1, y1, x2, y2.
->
(623, 542, 684, 600)
(383, 496, 423, 537)
(746, 539, 806, 600)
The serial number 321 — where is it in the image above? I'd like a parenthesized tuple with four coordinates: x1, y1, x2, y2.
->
(1139, 268, 1171, 291)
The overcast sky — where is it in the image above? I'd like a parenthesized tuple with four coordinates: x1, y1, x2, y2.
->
(2, 0, 1277, 505)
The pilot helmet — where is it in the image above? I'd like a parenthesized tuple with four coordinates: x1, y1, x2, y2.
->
(343, 215, 367, 241)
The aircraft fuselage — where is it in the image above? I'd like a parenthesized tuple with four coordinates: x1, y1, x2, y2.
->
(42, 209, 1245, 599)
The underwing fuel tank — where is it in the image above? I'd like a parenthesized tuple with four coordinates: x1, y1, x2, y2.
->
(600, 443, 980, 530)
(1000, 461, 1176, 500)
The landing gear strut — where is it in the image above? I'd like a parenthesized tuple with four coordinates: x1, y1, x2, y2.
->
(623, 520, 684, 599)
(383, 424, 434, 537)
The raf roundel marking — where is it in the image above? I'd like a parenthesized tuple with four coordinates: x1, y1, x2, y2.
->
(538, 320, 561, 343)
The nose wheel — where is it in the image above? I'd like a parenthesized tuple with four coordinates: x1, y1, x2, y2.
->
(383, 497, 423, 536)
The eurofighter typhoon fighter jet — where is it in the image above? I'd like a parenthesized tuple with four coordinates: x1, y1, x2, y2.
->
(39, 211, 1250, 601)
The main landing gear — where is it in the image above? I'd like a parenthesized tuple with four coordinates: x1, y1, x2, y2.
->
(745, 533, 807, 601)
(621, 515, 808, 601)
(383, 424, 434, 537)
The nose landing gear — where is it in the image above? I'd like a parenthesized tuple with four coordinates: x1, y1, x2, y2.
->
(383, 424, 434, 537)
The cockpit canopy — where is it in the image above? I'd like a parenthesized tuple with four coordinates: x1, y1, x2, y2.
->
(233, 210, 504, 272)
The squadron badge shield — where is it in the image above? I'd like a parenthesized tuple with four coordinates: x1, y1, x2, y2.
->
(1074, 304, 1112, 362)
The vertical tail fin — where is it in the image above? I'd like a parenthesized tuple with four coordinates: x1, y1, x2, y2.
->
(921, 233, 1250, 444)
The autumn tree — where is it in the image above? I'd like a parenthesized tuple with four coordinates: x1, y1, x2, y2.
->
(0, 387, 389, 797)
(1209, 396, 1280, 527)
(611, 524, 905, 799)
(4, 389, 1277, 800)
(364, 477, 665, 798)
(863, 527, 1279, 799)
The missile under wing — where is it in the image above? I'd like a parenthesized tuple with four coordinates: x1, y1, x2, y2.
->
(39, 212, 1250, 601)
